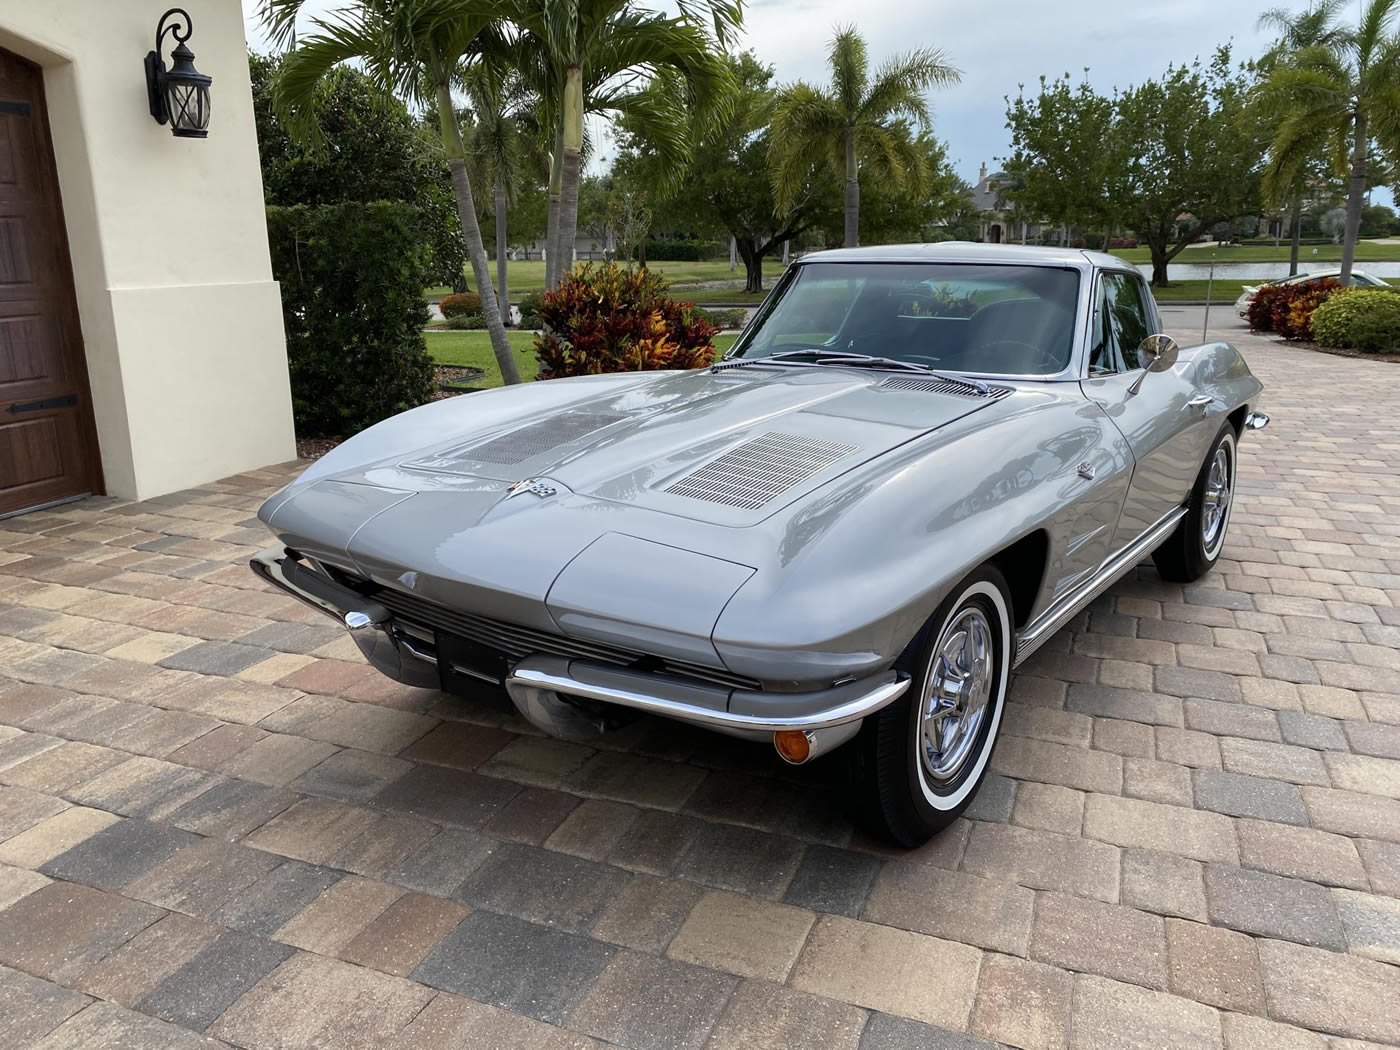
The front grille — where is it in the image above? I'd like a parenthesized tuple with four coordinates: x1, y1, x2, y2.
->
(460, 411, 624, 464)
(665, 431, 859, 510)
(878, 376, 1012, 398)
(348, 577, 760, 692)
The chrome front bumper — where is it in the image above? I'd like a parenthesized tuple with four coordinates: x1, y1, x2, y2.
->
(250, 545, 909, 735)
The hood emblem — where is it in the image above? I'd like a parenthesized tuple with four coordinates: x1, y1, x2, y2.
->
(505, 478, 558, 500)
(1077, 462, 1096, 481)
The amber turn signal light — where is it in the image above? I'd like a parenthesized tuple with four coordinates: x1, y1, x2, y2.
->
(773, 730, 812, 764)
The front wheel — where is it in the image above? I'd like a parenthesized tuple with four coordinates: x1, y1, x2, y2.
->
(1153, 423, 1237, 582)
(850, 565, 1013, 846)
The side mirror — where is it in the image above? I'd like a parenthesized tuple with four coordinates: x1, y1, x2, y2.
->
(1138, 334, 1179, 372)
(1128, 334, 1179, 395)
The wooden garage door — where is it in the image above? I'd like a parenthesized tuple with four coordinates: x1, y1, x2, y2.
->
(0, 47, 101, 517)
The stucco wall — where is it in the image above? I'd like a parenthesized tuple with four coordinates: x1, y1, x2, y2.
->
(0, 0, 295, 501)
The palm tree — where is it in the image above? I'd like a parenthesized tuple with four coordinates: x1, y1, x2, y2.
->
(260, 0, 523, 384)
(770, 27, 960, 248)
(511, 0, 736, 289)
(1260, 0, 1400, 282)
(461, 61, 546, 320)
(1257, 0, 1355, 275)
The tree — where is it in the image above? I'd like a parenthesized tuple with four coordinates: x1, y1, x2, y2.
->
(614, 53, 839, 293)
(1002, 74, 1119, 245)
(1006, 50, 1262, 285)
(261, 0, 523, 384)
(1259, 0, 1400, 282)
(511, 0, 736, 290)
(1256, 0, 1356, 275)
(856, 132, 969, 244)
(461, 61, 546, 317)
(249, 53, 466, 289)
(769, 26, 960, 248)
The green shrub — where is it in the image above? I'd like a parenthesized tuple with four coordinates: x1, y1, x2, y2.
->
(1312, 287, 1400, 352)
(439, 292, 482, 318)
(440, 313, 488, 330)
(517, 313, 544, 330)
(1247, 278, 1341, 339)
(534, 263, 719, 379)
(266, 202, 434, 437)
(693, 307, 747, 329)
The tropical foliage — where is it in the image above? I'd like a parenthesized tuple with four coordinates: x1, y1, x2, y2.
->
(769, 26, 960, 248)
(1257, 0, 1400, 282)
(533, 263, 718, 378)
(259, 0, 523, 383)
(1246, 277, 1342, 338)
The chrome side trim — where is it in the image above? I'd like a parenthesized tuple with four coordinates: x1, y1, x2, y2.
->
(506, 655, 910, 733)
(1014, 506, 1188, 666)
(1245, 411, 1269, 430)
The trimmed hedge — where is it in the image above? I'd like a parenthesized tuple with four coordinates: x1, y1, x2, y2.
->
(1312, 288, 1400, 352)
(534, 263, 718, 379)
(267, 202, 434, 437)
(693, 307, 748, 329)
(439, 292, 482, 318)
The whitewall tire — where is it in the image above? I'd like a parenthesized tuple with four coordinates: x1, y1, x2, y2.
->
(852, 565, 1013, 846)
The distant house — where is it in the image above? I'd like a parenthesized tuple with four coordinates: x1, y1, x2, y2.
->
(970, 163, 1046, 245)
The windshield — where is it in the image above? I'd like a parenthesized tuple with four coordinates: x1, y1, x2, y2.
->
(730, 262, 1082, 376)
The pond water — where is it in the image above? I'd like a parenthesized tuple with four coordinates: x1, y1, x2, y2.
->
(1138, 261, 1400, 281)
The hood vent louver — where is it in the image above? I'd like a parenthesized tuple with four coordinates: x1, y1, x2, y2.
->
(665, 431, 859, 510)
(878, 376, 1012, 399)
(459, 411, 625, 465)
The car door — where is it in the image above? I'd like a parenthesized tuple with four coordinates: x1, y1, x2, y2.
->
(1080, 270, 1216, 554)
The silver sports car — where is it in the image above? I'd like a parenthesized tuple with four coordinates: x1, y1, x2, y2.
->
(251, 243, 1268, 845)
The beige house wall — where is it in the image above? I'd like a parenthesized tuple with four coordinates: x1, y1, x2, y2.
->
(0, 0, 294, 501)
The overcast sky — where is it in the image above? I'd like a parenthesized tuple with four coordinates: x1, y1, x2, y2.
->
(241, 0, 1391, 205)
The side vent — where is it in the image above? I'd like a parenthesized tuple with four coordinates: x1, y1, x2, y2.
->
(463, 411, 624, 465)
(665, 432, 859, 510)
(879, 376, 1011, 399)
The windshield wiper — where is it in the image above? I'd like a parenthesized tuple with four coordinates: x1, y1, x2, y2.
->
(713, 349, 990, 394)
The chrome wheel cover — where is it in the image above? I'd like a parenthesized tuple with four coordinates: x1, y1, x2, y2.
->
(1201, 444, 1232, 556)
(920, 607, 995, 783)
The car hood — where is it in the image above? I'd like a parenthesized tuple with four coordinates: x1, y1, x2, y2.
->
(385, 365, 1003, 524)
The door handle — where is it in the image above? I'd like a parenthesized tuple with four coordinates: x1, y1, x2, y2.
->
(1186, 395, 1212, 411)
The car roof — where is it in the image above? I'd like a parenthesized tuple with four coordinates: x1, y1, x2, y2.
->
(797, 242, 1124, 272)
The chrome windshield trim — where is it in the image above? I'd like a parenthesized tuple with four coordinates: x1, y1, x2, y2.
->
(1014, 505, 1189, 666)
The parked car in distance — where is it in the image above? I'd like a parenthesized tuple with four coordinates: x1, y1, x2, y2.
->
(251, 243, 1268, 846)
(1235, 268, 1391, 318)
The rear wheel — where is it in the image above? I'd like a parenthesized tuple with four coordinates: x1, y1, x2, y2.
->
(1153, 423, 1236, 582)
(851, 565, 1013, 846)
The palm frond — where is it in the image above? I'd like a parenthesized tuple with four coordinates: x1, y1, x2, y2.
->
(1356, 0, 1400, 62)
(769, 82, 844, 210)
(855, 121, 927, 194)
(1261, 109, 1333, 204)
(272, 13, 381, 147)
(859, 48, 960, 125)
(828, 26, 869, 117)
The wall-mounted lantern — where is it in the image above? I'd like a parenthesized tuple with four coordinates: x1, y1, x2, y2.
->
(144, 8, 212, 138)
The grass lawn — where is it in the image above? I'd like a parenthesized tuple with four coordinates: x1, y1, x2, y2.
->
(1110, 240, 1400, 265)
(1149, 279, 1252, 302)
(426, 330, 741, 388)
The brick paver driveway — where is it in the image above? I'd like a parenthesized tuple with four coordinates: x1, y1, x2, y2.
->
(2, 322, 1399, 1050)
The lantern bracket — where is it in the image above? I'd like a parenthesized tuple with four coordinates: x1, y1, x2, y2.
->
(145, 7, 195, 126)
